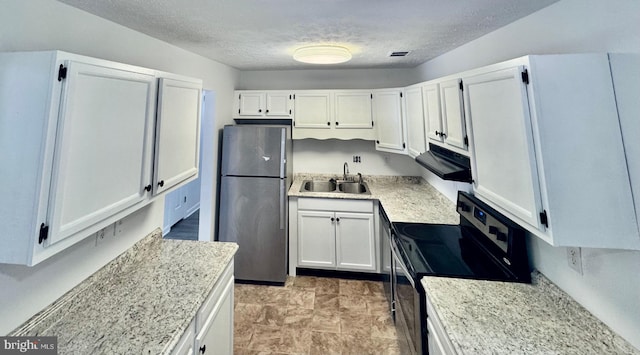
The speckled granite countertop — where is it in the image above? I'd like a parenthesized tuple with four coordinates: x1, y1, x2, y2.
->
(11, 229, 238, 355)
(421, 272, 639, 354)
(288, 174, 459, 224)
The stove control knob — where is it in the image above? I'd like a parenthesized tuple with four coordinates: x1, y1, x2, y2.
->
(497, 232, 508, 242)
(457, 201, 471, 212)
(489, 225, 499, 235)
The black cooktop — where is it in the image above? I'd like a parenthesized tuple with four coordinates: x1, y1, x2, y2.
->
(393, 222, 524, 282)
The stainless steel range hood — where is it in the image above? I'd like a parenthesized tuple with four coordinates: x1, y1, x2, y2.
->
(415, 143, 472, 182)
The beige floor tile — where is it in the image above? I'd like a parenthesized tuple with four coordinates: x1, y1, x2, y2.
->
(370, 314, 397, 339)
(283, 308, 314, 328)
(314, 293, 339, 312)
(289, 288, 315, 309)
(279, 327, 312, 354)
(340, 312, 373, 337)
(234, 348, 289, 355)
(339, 279, 367, 296)
(309, 309, 340, 333)
(247, 325, 283, 352)
(234, 323, 253, 349)
(235, 303, 265, 325)
(315, 277, 339, 295)
(258, 287, 291, 306)
(292, 275, 317, 289)
(366, 297, 391, 315)
(255, 305, 287, 326)
(309, 331, 342, 355)
(339, 294, 369, 313)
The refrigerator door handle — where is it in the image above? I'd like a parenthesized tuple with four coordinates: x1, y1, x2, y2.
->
(279, 179, 286, 230)
(280, 128, 286, 179)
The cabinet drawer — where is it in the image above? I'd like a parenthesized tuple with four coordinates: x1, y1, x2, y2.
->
(426, 294, 456, 354)
(298, 198, 373, 213)
(197, 261, 234, 330)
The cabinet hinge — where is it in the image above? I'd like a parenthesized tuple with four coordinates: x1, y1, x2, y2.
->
(400, 92, 403, 98)
(289, 109, 292, 115)
(38, 223, 49, 244)
(370, 93, 373, 99)
(464, 135, 469, 146)
(238, 93, 241, 99)
(521, 69, 529, 84)
(293, 94, 295, 100)
(58, 65, 67, 82)
(293, 121, 296, 127)
(238, 109, 240, 114)
(289, 94, 292, 100)
(402, 142, 406, 149)
(539, 210, 549, 228)
(371, 121, 374, 127)
(459, 80, 463, 91)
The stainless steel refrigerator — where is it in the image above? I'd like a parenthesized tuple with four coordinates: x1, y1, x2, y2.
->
(218, 124, 292, 283)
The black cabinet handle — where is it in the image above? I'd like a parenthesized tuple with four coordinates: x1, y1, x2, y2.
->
(158, 180, 165, 187)
(144, 184, 152, 192)
(199, 345, 206, 354)
(441, 133, 447, 138)
(376, 140, 380, 144)
(336, 122, 339, 126)
(266, 109, 269, 113)
(258, 109, 262, 113)
(435, 130, 440, 136)
(336, 217, 340, 222)
(327, 122, 330, 126)
(331, 217, 335, 222)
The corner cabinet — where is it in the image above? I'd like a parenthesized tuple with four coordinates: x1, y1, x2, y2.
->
(0, 51, 203, 265)
(292, 198, 377, 273)
(464, 54, 640, 250)
(373, 89, 407, 154)
(403, 85, 426, 158)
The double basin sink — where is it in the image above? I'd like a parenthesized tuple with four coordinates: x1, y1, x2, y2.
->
(300, 179, 370, 195)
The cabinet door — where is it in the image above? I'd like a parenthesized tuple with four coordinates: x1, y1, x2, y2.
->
(440, 79, 467, 151)
(334, 91, 373, 128)
(265, 91, 291, 117)
(154, 78, 202, 194)
(423, 83, 443, 143)
(48, 61, 155, 245)
(238, 92, 264, 116)
(373, 89, 406, 153)
(464, 67, 544, 229)
(195, 275, 234, 355)
(335, 212, 376, 271)
(404, 86, 426, 158)
(294, 92, 331, 128)
(171, 319, 195, 355)
(297, 210, 336, 268)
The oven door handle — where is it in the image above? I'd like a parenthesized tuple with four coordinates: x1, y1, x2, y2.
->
(392, 244, 415, 288)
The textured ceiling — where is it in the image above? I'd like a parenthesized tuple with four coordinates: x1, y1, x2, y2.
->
(57, 0, 559, 70)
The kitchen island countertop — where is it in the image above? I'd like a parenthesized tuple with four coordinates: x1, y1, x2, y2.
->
(289, 174, 459, 224)
(11, 229, 238, 354)
(421, 272, 640, 354)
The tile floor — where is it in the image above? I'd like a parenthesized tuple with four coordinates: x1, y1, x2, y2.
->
(234, 275, 401, 355)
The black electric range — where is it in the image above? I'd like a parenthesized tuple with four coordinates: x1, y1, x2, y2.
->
(389, 191, 530, 355)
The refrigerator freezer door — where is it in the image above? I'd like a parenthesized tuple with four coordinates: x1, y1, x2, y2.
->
(219, 176, 287, 283)
(221, 125, 286, 178)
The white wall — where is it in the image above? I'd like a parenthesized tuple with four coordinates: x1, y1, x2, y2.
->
(0, 0, 238, 335)
(411, 0, 640, 348)
(239, 68, 415, 90)
(293, 139, 421, 176)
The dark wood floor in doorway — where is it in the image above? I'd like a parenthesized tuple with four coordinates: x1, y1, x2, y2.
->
(164, 210, 199, 240)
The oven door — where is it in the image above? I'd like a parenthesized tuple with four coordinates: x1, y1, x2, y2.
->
(392, 235, 421, 355)
(380, 206, 394, 320)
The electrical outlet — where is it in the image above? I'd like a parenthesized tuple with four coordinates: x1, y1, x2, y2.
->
(567, 247, 583, 274)
(352, 155, 362, 163)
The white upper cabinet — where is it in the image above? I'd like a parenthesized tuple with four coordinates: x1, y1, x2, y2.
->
(0, 51, 203, 265)
(373, 89, 407, 154)
(439, 78, 468, 153)
(464, 54, 639, 250)
(48, 61, 156, 246)
(334, 91, 373, 129)
(423, 83, 443, 143)
(292, 90, 375, 140)
(154, 77, 202, 195)
(234, 90, 291, 118)
(403, 85, 426, 158)
(293, 91, 332, 128)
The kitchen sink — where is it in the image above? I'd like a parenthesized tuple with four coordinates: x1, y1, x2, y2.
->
(300, 179, 370, 195)
(338, 182, 368, 194)
(301, 180, 336, 192)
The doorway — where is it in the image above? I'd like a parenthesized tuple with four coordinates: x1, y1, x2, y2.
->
(163, 90, 215, 241)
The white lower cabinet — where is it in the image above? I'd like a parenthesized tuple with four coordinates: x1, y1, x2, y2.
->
(173, 261, 234, 355)
(426, 294, 456, 355)
(296, 198, 376, 272)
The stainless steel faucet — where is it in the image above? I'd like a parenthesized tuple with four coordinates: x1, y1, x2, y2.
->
(343, 162, 349, 181)
(357, 172, 363, 184)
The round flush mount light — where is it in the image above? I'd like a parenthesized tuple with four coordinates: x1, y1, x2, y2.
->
(293, 45, 352, 64)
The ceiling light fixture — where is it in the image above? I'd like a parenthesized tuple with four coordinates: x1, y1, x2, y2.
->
(293, 45, 352, 64)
